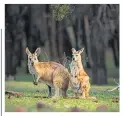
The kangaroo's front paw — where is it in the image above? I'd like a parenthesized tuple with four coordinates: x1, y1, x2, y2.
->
(87, 96, 97, 100)
(79, 96, 86, 99)
(33, 81, 38, 85)
(48, 94, 52, 98)
(51, 96, 60, 99)
(74, 93, 78, 98)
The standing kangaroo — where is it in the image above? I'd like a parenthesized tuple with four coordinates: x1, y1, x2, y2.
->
(26, 47, 52, 97)
(26, 47, 79, 98)
(70, 48, 96, 99)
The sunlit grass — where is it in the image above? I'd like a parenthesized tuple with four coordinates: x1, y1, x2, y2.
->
(5, 81, 119, 112)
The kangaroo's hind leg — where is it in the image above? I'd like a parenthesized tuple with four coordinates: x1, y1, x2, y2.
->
(85, 83, 90, 98)
(85, 83, 96, 100)
(52, 76, 65, 98)
(61, 78, 69, 98)
(52, 80, 61, 98)
(52, 86, 60, 98)
(61, 89, 67, 98)
(79, 85, 86, 99)
(47, 85, 52, 97)
(81, 91, 86, 98)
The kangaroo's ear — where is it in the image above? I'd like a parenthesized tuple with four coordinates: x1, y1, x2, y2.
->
(35, 47, 41, 56)
(78, 48, 84, 54)
(71, 48, 76, 53)
(26, 47, 31, 55)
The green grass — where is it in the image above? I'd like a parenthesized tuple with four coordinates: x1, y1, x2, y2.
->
(5, 49, 119, 112)
(5, 81, 119, 112)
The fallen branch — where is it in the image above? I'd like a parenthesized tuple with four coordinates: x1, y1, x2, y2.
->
(107, 86, 119, 92)
(5, 90, 24, 97)
(107, 79, 119, 92)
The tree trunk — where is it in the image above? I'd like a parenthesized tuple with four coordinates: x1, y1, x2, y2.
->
(91, 29, 107, 84)
(49, 15, 58, 60)
(5, 4, 21, 80)
(111, 33, 119, 67)
(57, 21, 64, 63)
(65, 19, 76, 48)
(90, 5, 107, 85)
(83, 15, 93, 68)
(5, 29, 14, 80)
(41, 13, 51, 61)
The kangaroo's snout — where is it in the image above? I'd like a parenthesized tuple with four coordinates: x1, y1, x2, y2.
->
(31, 61, 34, 66)
(72, 58, 75, 61)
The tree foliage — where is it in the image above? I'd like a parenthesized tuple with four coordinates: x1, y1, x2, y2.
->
(50, 4, 71, 21)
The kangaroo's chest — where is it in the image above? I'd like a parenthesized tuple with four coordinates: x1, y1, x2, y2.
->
(28, 63, 35, 75)
(70, 61, 80, 76)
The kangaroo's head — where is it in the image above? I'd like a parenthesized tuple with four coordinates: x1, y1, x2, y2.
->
(70, 75, 80, 91)
(26, 47, 41, 66)
(71, 48, 84, 62)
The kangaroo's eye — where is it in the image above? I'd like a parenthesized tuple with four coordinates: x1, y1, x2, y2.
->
(76, 55, 78, 56)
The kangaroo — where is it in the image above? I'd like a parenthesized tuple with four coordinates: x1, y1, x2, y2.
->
(70, 48, 96, 99)
(26, 48, 52, 97)
(26, 47, 79, 98)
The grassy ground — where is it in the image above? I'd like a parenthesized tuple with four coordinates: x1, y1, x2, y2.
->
(5, 81, 119, 112)
(5, 49, 119, 112)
